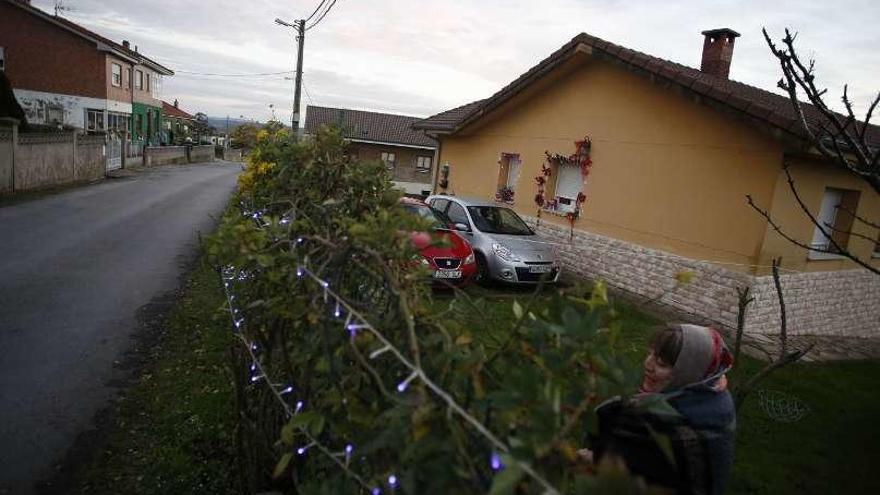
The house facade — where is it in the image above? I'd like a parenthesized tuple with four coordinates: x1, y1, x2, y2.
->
(0, 0, 172, 144)
(414, 30, 879, 338)
(162, 99, 196, 144)
(305, 105, 437, 196)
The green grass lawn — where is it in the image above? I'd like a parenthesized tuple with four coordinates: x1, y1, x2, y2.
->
(453, 285, 880, 495)
(70, 274, 879, 494)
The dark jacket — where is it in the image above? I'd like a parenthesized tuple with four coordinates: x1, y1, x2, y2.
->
(591, 387, 735, 495)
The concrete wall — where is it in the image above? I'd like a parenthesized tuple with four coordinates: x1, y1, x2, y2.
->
(0, 129, 107, 194)
(143, 146, 187, 167)
(74, 134, 107, 182)
(222, 148, 243, 162)
(756, 156, 880, 274)
(527, 216, 879, 338)
(14, 88, 131, 129)
(15, 132, 77, 190)
(0, 124, 14, 194)
(188, 145, 215, 163)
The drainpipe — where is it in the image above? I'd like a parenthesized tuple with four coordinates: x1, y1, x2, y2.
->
(429, 134, 441, 194)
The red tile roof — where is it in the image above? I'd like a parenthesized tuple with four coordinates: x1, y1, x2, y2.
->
(162, 101, 194, 120)
(305, 105, 436, 148)
(414, 32, 880, 147)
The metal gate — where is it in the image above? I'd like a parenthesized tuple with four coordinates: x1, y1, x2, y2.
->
(106, 134, 122, 171)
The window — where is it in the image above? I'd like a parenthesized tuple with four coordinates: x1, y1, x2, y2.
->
(86, 109, 105, 131)
(446, 202, 470, 228)
(467, 206, 533, 235)
(416, 156, 432, 172)
(381, 152, 396, 169)
(0, 47, 6, 71)
(135, 70, 143, 90)
(164, 121, 171, 130)
(111, 63, 121, 86)
(135, 113, 144, 136)
(496, 153, 520, 202)
(145, 71, 150, 92)
(107, 112, 130, 132)
(430, 198, 449, 213)
(809, 187, 861, 255)
(125, 68, 131, 88)
(46, 104, 63, 125)
(553, 163, 583, 213)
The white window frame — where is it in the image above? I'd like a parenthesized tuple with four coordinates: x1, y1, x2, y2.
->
(85, 109, 105, 131)
(135, 70, 143, 90)
(381, 152, 396, 169)
(111, 63, 122, 87)
(506, 155, 520, 190)
(553, 163, 583, 214)
(415, 156, 432, 172)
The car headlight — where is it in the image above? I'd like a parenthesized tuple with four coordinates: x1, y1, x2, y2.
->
(420, 257, 430, 266)
(492, 243, 521, 263)
(464, 253, 475, 265)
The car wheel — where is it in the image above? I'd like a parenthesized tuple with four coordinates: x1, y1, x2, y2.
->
(474, 252, 492, 287)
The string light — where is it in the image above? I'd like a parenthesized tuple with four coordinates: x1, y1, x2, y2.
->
(222, 211, 564, 494)
(490, 452, 503, 471)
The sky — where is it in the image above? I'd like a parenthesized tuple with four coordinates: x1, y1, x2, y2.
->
(33, 0, 880, 125)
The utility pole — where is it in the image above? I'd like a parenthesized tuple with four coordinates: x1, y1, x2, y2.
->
(293, 19, 305, 138)
(276, 18, 305, 139)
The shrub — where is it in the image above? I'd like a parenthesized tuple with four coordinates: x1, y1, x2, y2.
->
(207, 126, 643, 494)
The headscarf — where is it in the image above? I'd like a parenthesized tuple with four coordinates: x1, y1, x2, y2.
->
(664, 324, 733, 392)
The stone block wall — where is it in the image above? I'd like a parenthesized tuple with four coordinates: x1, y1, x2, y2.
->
(524, 216, 879, 338)
(748, 270, 880, 337)
(15, 132, 76, 190)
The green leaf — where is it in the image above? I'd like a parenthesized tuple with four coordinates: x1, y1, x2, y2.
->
(488, 454, 525, 495)
(308, 414, 326, 436)
(273, 452, 293, 479)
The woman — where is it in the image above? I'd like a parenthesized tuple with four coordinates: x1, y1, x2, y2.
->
(586, 324, 735, 494)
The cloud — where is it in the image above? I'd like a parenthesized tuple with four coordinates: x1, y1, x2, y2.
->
(32, 0, 880, 122)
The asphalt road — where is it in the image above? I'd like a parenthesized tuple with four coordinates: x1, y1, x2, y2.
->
(0, 162, 240, 494)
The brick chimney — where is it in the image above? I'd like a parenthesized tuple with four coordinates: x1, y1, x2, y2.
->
(700, 28, 740, 79)
(122, 40, 130, 49)
(174, 99, 179, 108)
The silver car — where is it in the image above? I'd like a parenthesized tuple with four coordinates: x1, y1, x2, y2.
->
(425, 195, 560, 284)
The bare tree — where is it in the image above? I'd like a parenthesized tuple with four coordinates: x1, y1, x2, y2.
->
(746, 29, 880, 275)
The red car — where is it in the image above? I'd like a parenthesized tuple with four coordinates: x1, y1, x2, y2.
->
(400, 197, 477, 286)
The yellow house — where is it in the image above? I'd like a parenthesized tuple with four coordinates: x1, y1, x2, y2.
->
(414, 29, 879, 338)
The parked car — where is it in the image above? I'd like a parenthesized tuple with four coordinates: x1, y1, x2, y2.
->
(399, 197, 477, 286)
(425, 195, 560, 284)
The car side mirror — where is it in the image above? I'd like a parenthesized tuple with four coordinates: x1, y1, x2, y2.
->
(454, 223, 469, 232)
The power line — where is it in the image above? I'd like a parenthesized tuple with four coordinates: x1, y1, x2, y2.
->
(303, 0, 328, 23)
(172, 69, 296, 77)
(306, 0, 339, 31)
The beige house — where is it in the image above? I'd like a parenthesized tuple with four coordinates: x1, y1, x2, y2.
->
(414, 29, 879, 338)
(305, 106, 437, 196)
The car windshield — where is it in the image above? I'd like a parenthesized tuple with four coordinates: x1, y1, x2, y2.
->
(401, 204, 451, 229)
(466, 206, 533, 235)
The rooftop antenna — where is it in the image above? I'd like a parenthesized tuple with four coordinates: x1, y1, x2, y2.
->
(54, 1, 75, 17)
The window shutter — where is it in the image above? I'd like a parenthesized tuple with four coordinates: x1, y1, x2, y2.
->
(555, 164, 582, 200)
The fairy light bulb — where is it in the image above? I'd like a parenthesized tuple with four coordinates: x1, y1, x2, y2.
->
(490, 452, 503, 471)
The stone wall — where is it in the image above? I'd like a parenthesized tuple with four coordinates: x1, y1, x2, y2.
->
(143, 146, 187, 167)
(524, 216, 879, 338)
(748, 270, 880, 337)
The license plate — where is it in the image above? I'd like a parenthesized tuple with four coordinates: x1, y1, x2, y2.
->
(528, 265, 552, 273)
(434, 270, 462, 279)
